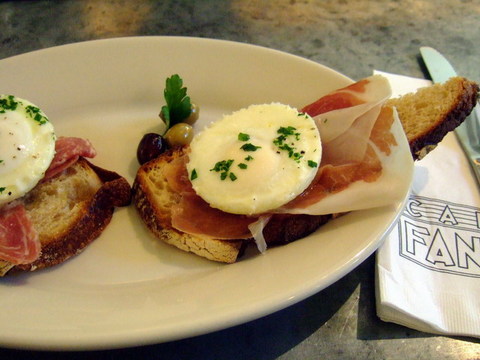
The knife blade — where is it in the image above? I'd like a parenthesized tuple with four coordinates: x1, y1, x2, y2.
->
(420, 46, 480, 185)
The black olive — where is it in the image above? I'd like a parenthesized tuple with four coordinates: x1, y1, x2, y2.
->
(137, 133, 168, 165)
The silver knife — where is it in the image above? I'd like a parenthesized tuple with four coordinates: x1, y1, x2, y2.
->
(420, 46, 480, 185)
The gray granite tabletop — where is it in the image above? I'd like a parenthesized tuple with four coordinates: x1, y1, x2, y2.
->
(0, 1, 479, 359)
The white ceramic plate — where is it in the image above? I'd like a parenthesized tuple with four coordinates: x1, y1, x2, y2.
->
(0, 37, 408, 350)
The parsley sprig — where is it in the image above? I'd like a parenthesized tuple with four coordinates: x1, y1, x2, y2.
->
(160, 74, 192, 134)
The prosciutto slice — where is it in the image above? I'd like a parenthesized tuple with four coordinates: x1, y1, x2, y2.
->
(165, 75, 413, 246)
(0, 201, 40, 265)
(279, 75, 413, 215)
(165, 154, 256, 239)
(0, 137, 97, 265)
(172, 192, 255, 239)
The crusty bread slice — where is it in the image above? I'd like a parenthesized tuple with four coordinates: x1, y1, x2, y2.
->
(0, 158, 131, 275)
(133, 76, 479, 263)
(133, 151, 244, 263)
(387, 76, 479, 160)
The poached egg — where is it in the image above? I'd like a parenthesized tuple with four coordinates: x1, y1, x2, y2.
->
(0, 95, 56, 207)
(187, 103, 322, 215)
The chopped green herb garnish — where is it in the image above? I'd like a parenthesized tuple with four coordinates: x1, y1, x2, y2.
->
(211, 159, 234, 173)
(277, 126, 300, 140)
(190, 169, 198, 180)
(238, 163, 248, 169)
(273, 125, 307, 162)
(0, 187, 5, 194)
(308, 160, 318, 168)
(0, 160, 3, 164)
(229, 172, 237, 181)
(245, 155, 253, 161)
(210, 159, 237, 181)
(274, 131, 298, 160)
(281, 146, 302, 161)
(0, 95, 18, 113)
(160, 74, 192, 134)
(240, 143, 261, 152)
(273, 135, 285, 147)
(25, 105, 48, 125)
(0, 96, 48, 125)
(238, 133, 250, 141)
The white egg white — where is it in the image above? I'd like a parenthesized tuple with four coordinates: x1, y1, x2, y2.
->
(187, 103, 322, 215)
(0, 95, 56, 206)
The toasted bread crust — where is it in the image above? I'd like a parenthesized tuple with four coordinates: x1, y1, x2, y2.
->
(5, 158, 131, 274)
(388, 76, 479, 160)
(133, 152, 177, 229)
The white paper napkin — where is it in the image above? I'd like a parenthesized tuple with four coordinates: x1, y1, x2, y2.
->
(375, 70, 480, 337)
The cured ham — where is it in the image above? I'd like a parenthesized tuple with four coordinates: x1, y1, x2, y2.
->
(301, 79, 369, 115)
(171, 192, 255, 239)
(0, 137, 97, 264)
(165, 153, 256, 239)
(283, 90, 398, 210)
(280, 76, 412, 215)
(163, 75, 413, 246)
(0, 201, 40, 265)
(43, 137, 97, 180)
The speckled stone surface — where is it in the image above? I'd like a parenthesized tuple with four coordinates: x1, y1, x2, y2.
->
(1, 0, 479, 83)
(1, 1, 479, 359)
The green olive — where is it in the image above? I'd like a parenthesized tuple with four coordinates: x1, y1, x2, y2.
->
(165, 123, 194, 147)
(183, 103, 200, 125)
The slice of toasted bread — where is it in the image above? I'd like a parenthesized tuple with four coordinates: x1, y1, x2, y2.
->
(387, 76, 479, 160)
(0, 158, 131, 275)
(133, 76, 479, 263)
(133, 151, 244, 264)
